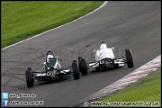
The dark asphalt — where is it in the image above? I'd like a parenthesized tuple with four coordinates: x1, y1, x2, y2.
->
(1, 1, 161, 107)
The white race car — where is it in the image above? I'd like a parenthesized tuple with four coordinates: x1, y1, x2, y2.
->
(77, 42, 134, 75)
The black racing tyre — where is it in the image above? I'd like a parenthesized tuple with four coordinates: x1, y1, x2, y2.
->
(72, 60, 80, 80)
(25, 67, 34, 87)
(78, 57, 88, 75)
(125, 49, 134, 68)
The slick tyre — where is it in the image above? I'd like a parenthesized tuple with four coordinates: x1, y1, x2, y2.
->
(72, 60, 80, 80)
(78, 57, 88, 75)
(125, 49, 134, 68)
(26, 67, 34, 87)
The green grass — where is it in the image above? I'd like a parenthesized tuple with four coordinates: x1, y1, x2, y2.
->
(89, 68, 161, 107)
(1, 1, 103, 48)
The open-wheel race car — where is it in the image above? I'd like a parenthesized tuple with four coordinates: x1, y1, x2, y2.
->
(25, 51, 80, 88)
(77, 42, 134, 75)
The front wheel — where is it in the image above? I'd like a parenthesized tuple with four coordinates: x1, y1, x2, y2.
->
(25, 67, 34, 87)
(125, 49, 134, 68)
(72, 60, 80, 80)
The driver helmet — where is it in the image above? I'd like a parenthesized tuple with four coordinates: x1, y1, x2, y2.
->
(47, 55, 54, 63)
(101, 41, 105, 44)
(100, 41, 108, 50)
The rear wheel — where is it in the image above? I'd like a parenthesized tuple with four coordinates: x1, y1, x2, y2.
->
(25, 67, 34, 87)
(125, 49, 134, 68)
(72, 60, 80, 80)
(78, 57, 88, 75)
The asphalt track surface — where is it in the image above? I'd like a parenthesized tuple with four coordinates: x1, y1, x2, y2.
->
(1, 1, 161, 107)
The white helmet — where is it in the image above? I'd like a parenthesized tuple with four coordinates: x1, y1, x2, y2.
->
(100, 42, 108, 50)
(47, 55, 54, 63)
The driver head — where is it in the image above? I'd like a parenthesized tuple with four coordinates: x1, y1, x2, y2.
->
(101, 41, 105, 44)
(47, 55, 54, 63)
(100, 41, 108, 50)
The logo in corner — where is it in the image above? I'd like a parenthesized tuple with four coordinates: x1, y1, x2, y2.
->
(2, 100, 8, 106)
(2, 92, 8, 99)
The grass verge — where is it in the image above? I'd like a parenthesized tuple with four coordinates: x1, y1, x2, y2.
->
(1, 1, 103, 48)
(89, 68, 161, 107)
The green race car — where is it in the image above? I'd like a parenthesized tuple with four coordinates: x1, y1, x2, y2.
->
(25, 51, 80, 88)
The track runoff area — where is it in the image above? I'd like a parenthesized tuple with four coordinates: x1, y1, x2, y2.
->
(75, 55, 161, 107)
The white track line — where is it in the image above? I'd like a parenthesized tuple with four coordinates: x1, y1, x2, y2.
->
(1, 1, 108, 50)
(77, 55, 161, 107)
